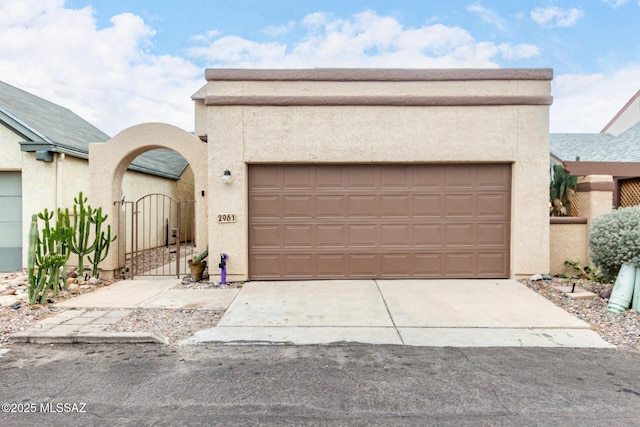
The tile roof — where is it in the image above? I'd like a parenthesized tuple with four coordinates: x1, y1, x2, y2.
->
(0, 81, 187, 180)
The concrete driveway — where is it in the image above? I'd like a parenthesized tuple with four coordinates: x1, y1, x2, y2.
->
(184, 279, 612, 348)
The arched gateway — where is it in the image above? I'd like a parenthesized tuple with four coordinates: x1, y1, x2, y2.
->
(89, 123, 208, 278)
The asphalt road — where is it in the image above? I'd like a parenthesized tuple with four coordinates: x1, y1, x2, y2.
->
(1, 344, 639, 426)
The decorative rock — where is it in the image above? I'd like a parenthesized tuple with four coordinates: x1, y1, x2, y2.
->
(0, 295, 20, 307)
(88, 277, 100, 285)
(68, 283, 80, 292)
(80, 285, 91, 291)
(1, 288, 16, 296)
(66, 277, 77, 286)
(529, 274, 543, 281)
(14, 288, 26, 295)
(542, 274, 553, 280)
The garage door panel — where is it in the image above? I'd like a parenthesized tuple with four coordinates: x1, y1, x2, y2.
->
(381, 253, 411, 277)
(283, 254, 315, 278)
(413, 167, 444, 188)
(317, 195, 346, 218)
(316, 166, 346, 189)
(249, 164, 510, 279)
(249, 195, 281, 219)
(445, 194, 474, 216)
(249, 166, 281, 189)
(414, 195, 444, 217)
(445, 166, 474, 188)
(0, 225, 22, 246)
(317, 254, 348, 277)
(250, 254, 282, 278)
(381, 224, 411, 247)
(283, 166, 314, 189)
(348, 195, 378, 217)
(381, 195, 410, 218)
(250, 225, 282, 248)
(413, 224, 443, 247)
(477, 223, 507, 246)
(414, 253, 444, 276)
(283, 195, 314, 218)
(444, 224, 475, 246)
(478, 253, 508, 275)
(349, 167, 378, 188)
(349, 254, 378, 277)
(316, 224, 347, 248)
(381, 166, 411, 189)
(283, 225, 314, 248)
(477, 194, 508, 217)
(477, 164, 511, 188)
(444, 253, 476, 276)
(349, 224, 379, 247)
(0, 172, 22, 271)
(0, 197, 21, 221)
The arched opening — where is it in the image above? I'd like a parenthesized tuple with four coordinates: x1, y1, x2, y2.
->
(89, 123, 208, 279)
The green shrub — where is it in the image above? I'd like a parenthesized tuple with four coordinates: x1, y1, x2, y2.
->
(589, 206, 640, 277)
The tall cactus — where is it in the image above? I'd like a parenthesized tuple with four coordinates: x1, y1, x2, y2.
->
(89, 221, 116, 278)
(29, 208, 72, 304)
(65, 192, 97, 273)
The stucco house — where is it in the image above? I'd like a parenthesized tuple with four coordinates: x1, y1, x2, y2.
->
(91, 68, 553, 281)
(0, 81, 192, 272)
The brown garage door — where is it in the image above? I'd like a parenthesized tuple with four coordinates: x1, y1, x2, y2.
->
(249, 164, 510, 280)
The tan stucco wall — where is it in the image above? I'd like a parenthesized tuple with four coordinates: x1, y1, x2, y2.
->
(201, 69, 553, 280)
(578, 176, 615, 227)
(0, 125, 23, 169)
(550, 221, 589, 276)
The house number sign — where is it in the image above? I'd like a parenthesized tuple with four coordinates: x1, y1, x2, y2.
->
(217, 213, 237, 223)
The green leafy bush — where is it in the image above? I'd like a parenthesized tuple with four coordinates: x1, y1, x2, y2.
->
(589, 206, 640, 277)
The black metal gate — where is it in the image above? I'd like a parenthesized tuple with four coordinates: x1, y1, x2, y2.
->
(115, 194, 196, 278)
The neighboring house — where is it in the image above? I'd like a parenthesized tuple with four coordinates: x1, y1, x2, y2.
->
(0, 81, 191, 272)
(549, 90, 640, 275)
(551, 88, 640, 211)
(91, 68, 553, 281)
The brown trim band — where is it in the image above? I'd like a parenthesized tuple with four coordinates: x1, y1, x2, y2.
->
(577, 181, 615, 192)
(564, 161, 640, 177)
(550, 217, 588, 224)
(205, 95, 553, 107)
(205, 68, 553, 82)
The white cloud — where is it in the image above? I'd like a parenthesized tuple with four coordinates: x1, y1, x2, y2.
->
(0, 0, 202, 135)
(550, 66, 640, 132)
(188, 11, 539, 68)
(531, 6, 584, 28)
(600, 0, 630, 6)
(262, 21, 296, 37)
(467, 3, 506, 30)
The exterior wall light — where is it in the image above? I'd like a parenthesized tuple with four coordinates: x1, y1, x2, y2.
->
(222, 169, 232, 184)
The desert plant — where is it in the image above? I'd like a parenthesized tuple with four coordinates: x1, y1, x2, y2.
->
(64, 192, 96, 273)
(87, 208, 116, 278)
(550, 163, 578, 216)
(589, 206, 640, 277)
(192, 247, 209, 264)
(28, 208, 73, 304)
(564, 259, 610, 283)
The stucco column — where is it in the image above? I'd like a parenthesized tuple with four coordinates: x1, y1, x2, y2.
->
(88, 141, 121, 278)
(208, 107, 248, 281)
(511, 106, 550, 278)
(577, 175, 615, 226)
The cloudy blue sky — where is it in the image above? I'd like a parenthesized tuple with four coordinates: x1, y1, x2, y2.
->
(1, 0, 639, 135)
